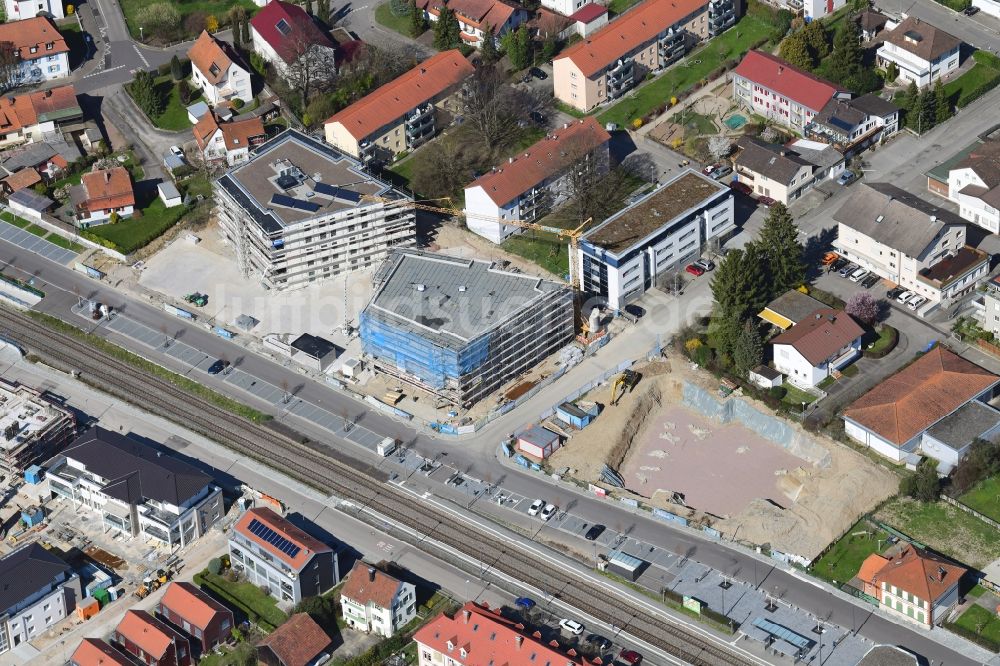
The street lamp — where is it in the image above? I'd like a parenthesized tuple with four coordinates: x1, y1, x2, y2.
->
(139, 26, 144, 41)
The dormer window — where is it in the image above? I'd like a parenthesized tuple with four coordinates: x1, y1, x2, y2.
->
(209, 63, 221, 77)
(29, 46, 37, 54)
(45, 42, 53, 50)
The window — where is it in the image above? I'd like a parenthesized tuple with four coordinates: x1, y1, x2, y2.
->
(275, 19, 292, 35)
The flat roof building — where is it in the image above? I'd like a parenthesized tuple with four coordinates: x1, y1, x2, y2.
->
(0, 377, 75, 474)
(577, 169, 734, 309)
(215, 129, 416, 291)
(361, 250, 574, 406)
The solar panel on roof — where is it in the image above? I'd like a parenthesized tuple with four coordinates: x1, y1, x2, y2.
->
(829, 116, 854, 131)
(246, 518, 302, 559)
(271, 193, 321, 212)
(314, 181, 363, 203)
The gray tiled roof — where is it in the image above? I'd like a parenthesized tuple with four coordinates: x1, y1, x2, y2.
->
(0, 543, 71, 614)
(847, 93, 900, 118)
(924, 400, 1000, 451)
(734, 138, 811, 185)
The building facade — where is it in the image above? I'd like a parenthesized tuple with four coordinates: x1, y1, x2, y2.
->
(577, 170, 734, 309)
(0, 543, 81, 656)
(194, 114, 266, 167)
(0, 17, 69, 85)
(115, 610, 192, 666)
(228, 507, 339, 605)
(945, 139, 1000, 234)
(0, 377, 75, 475)
(215, 130, 415, 290)
(803, 0, 844, 21)
(361, 250, 575, 407)
(46, 428, 224, 549)
(771, 308, 864, 387)
(71, 167, 134, 227)
(415, 0, 527, 48)
(464, 117, 611, 243)
(0, 85, 82, 149)
(804, 94, 900, 156)
(157, 582, 234, 656)
(733, 138, 839, 205)
(340, 563, 416, 638)
(71, 638, 138, 666)
(877, 17, 961, 88)
(3, 0, 64, 20)
(189, 31, 253, 107)
(868, 546, 966, 627)
(250, 0, 336, 76)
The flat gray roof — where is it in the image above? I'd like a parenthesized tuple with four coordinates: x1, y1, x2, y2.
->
(366, 250, 569, 350)
(925, 400, 1000, 451)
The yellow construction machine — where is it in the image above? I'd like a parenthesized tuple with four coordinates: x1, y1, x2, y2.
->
(609, 369, 639, 406)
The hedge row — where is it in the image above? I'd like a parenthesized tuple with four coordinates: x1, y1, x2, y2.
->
(945, 621, 1000, 653)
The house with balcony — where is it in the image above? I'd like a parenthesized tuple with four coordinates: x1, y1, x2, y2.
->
(832, 183, 988, 308)
(0, 85, 82, 149)
(69, 167, 134, 228)
(0, 543, 81, 657)
(553, 0, 731, 112)
(944, 138, 1000, 234)
(770, 308, 864, 387)
(188, 31, 253, 107)
(114, 610, 192, 666)
(464, 117, 611, 243)
(228, 507, 338, 605)
(732, 137, 843, 205)
(251, 0, 336, 77)
(193, 113, 266, 167)
(414, 0, 527, 48)
(45, 427, 224, 549)
(324, 50, 474, 163)
(157, 582, 234, 657)
(340, 562, 416, 638)
(877, 17, 961, 88)
(805, 94, 900, 156)
(0, 17, 69, 85)
(733, 51, 848, 133)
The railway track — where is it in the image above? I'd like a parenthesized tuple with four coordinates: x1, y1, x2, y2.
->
(2, 308, 758, 666)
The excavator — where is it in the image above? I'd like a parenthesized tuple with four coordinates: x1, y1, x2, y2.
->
(133, 568, 173, 599)
(609, 369, 639, 406)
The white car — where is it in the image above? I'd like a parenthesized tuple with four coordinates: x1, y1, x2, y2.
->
(849, 268, 869, 283)
(896, 290, 914, 304)
(527, 499, 544, 516)
(559, 619, 585, 636)
(907, 295, 927, 311)
(540, 503, 558, 521)
(169, 145, 184, 157)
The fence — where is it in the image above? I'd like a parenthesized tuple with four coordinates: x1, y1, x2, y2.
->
(940, 494, 1000, 531)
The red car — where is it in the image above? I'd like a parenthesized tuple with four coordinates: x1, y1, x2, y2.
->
(685, 263, 705, 276)
(757, 196, 776, 208)
(729, 181, 752, 195)
(618, 648, 643, 665)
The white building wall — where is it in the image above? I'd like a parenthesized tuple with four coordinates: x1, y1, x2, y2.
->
(974, 0, 1000, 18)
(803, 0, 845, 21)
(878, 42, 960, 88)
(463, 186, 506, 243)
(844, 419, 918, 462)
(541, 0, 587, 15)
(17, 52, 69, 84)
(4, 0, 64, 21)
(948, 167, 1000, 234)
(228, 537, 303, 604)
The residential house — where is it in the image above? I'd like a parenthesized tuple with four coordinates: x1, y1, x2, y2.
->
(577, 170, 734, 309)
(0, 17, 69, 85)
(530, 8, 574, 41)
(733, 138, 824, 205)
(340, 562, 416, 638)
(414, 601, 602, 666)
(69, 167, 135, 227)
(194, 113, 266, 167)
(0, 84, 83, 148)
(758, 290, 825, 331)
(832, 183, 989, 305)
(324, 50, 474, 162)
(803, 0, 844, 21)
(1, 167, 41, 196)
(733, 51, 848, 133)
(805, 94, 900, 156)
(842, 346, 1000, 462)
(1, 142, 74, 194)
(877, 17, 961, 88)
(4, 0, 63, 21)
(45, 427, 225, 548)
(554, 0, 735, 112)
(541, 0, 589, 18)
(981, 275, 1000, 339)
(770, 308, 864, 387)
(464, 117, 611, 243)
(0, 377, 75, 475)
(250, 0, 336, 76)
(188, 31, 253, 107)
(0, 543, 81, 656)
(944, 138, 1000, 234)
(414, 0, 528, 48)
(857, 10, 889, 42)
(71, 638, 140, 666)
(257, 613, 332, 666)
(228, 506, 339, 604)
(114, 610, 192, 666)
(157, 582, 234, 656)
(860, 546, 967, 627)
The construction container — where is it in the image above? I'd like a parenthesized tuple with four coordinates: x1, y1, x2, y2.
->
(607, 549, 647, 582)
(21, 506, 44, 527)
(516, 426, 560, 460)
(76, 597, 99, 621)
(23, 465, 43, 485)
(92, 587, 110, 607)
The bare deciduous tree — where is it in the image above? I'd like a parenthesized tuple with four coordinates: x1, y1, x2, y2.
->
(285, 35, 338, 109)
(461, 64, 546, 149)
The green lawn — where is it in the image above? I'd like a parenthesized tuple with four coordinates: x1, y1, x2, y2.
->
(866, 325, 897, 355)
(811, 520, 890, 585)
(969, 584, 989, 599)
(943, 51, 1000, 108)
(781, 382, 818, 408)
(674, 109, 718, 136)
(25, 224, 47, 237)
(502, 232, 570, 277)
(388, 155, 417, 188)
(85, 198, 186, 254)
(875, 497, 1000, 569)
(607, 0, 642, 14)
(960, 475, 1000, 523)
(952, 604, 1000, 651)
(598, 14, 773, 127)
(0, 212, 30, 229)
(374, 2, 416, 38)
(149, 76, 200, 131)
(43, 233, 84, 252)
(194, 571, 287, 631)
(119, 0, 257, 41)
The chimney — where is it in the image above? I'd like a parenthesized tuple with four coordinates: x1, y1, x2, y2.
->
(462, 610, 471, 624)
(105, 171, 111, 183)
(515, 636, 524, 649)
(368, 567, 376, 582)
(778, 66, 784, 75)
(509, 156, 514, 164)
(929, 215, 937, 223)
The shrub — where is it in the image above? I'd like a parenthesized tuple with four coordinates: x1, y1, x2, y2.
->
(693, 344, 712, 367)
(137, 3, 181, 41)
(768, 386, 787, 400)
(208, 557, 223, 575)
(231, 98, 245, 109)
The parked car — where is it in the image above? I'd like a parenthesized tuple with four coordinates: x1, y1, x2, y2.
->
(169, 145, 184, 157)
(862, 273, 880, 288)
(685, 263, 706, 276)
(702, 163, 720, 175)
(559, 619, 585, 636)
(530, 110, 547, 125)
(838, 262, 858, 278)
(887, 286, 904, 300)
(710, 165, 732, 180)
(584, 524, 606, 540)
(729, 181, 752, 195)
(896, 290, 914, 304)
(514, 597, 536, 609)
(830, 257, 848, 272)
(586, 634, 613, 651)
(207, 359, 230, 375)
(757, 196, 776, 208)
(849, 268, 869, 282)
(618, 648, 643, 665)
(837, 171, 858, 186)
(623, 304, 645, 320)
(964, 5, 979, 14)
(540, 503, 558, 521)
(693, 258, 715, 272)
(529, 66, 548, 80)
(528, 499, 544, 516)
(907, 295, 927, 310)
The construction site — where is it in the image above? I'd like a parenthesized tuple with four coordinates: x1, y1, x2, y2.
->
(0, 378, 76, 476)
(546, 360, 897, 561)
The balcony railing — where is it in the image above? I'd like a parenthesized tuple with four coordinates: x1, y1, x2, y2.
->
(608, 58, 632, 78)
(405, 103, 434, 125)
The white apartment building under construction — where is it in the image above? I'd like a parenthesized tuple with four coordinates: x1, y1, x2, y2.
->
(215, 129, 415, 290)
(0, 378, 75, 475)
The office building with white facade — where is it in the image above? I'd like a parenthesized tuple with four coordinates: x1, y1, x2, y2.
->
(0, 543, 81, 656)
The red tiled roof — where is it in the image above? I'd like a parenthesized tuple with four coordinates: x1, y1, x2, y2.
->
(193, 112, 221, 149)
(0, 84, 78, 134)
(414, 602, 599, 665)
(416, 0, 520, 32)
(568, 3, 607, 23)
(340, 562, 404, 609)
(857, 553, 888, 585)
(556, 0, 707, 78)
(251, 0, 335, 65)
(0, 17, 69, 61)
(734, 50, 843, 113)
(234, 507, 331, 571)
(188, 31, 237, 86)
(81, 167, 134, 211)
(870, 545, 967, 603)
(325, 50, 474, 141)
(116, 611, 186, 661)
(467, 117, 610, 207)
(71, 638, 138, 666)
(843, 347, 1000, 446)
(160, 582, 232, 632)
(221, 116, 265, 151)
(769, 308, 864, 366)
(257, 613, 332, 666)
(2, 168, 41, 192)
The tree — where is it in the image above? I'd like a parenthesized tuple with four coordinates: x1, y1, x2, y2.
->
(409, 140, 478, 199)
(285, 35, 338, 110)
(170, 55, 183, 81)
(933, 79, 951, 124)
(900, 81, 919, 129)
(503, 26, 532, 70)
(177, 79, 193, 104)
(0, 41, 20, 92)
(409, 0, 427, 37)
(801, 20, 829, 60)
(950, 438, 1000, 496)
(884, 61, 898, 82)
(916, 88, 936, 132)
(845, 291, 880, 325)
(711, 244, 770, 357)
(826, 20, 863, 84)
(732, 320, 764, 379)
(779, 34, 815, 70)
(205, 14, 219, 32)
(242, 12, 252, 45)
(231, 8, 245, 48)
(461, 64, 540, 148)
(136, 3, 182, 41)
(433, 6, 461, 50)
(708, 137, 731, 160)
(293, 596, 337, 629)
(900, 458, 940, 502)
(541, 35, 558, 62)
(318, 0, 331, 21)
(551, 148, 653, 228)
(753, 202, 804, 296)
(480, 23, 499, 63)
(130, 70, 165, 118)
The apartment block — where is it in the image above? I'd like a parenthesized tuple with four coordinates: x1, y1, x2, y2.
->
(0, 377, 75, 475)
(324, 50, 474, 163)
(46, 428, 224, 549)
(215, 129, 416, 290)
(0, 543, 81, 656)
(361, 250, 575, 407)
(464, 117, 611, 243)
(228, 507, 339, 605)
(576, 170, 734, 309)
(553, 0, 736, 112)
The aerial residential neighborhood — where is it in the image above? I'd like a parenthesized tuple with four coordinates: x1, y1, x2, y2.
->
(0, 0, 999, 663)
